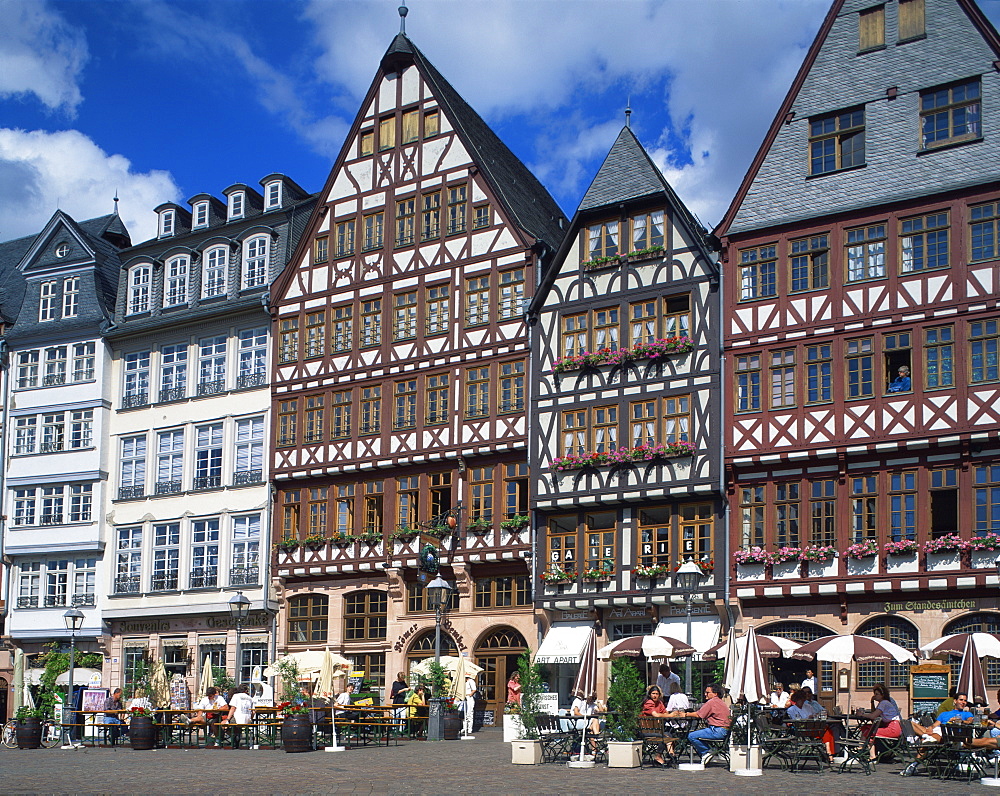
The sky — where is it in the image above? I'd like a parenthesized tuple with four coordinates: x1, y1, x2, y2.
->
(1, 0, 999, 245)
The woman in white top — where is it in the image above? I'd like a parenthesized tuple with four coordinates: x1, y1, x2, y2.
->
(665, 682, 690, 712)
(226, 684, 254, 749)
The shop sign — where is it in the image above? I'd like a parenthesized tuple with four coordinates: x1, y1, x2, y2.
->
(662, 604, 714, 617)
(608, 606, 648, 619)
(884, 599, 976, 613)
(556, 610, 591, 622)
(113, 612, 269, 635)
(392, 619, 467, 652)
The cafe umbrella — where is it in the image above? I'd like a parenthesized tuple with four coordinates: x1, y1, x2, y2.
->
(569, 629, 598, 767)
(597, 635, 695, 661)
(316, 647, 345, 752)
(199, 655, 214, 700)
(791, 634, 917, 664)
(921, 632, 1000, 660)
(703, 634, 802, 660)
(726, 625, 768, 777)
(956, 634, 989, 706)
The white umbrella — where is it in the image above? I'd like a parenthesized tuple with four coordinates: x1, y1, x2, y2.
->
(597, 635, 695, 661)
(316, 648, 342, 701)
(12, 650, 24, 714)
(704, 634, 802, 660)
(199, 655, 214, 700)
(54, 668, 102, 686)
(411, 655, 484, 678)
(264, 650, 351, 678)
(791, 634, 916, 664)
(570, 629, 598, 765)
(921, 632, 1000, 659)
(149, 659, 170, 708)
(727, 626, 767, 778)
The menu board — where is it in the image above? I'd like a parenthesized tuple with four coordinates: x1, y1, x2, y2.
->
(910, 664, 949, 715)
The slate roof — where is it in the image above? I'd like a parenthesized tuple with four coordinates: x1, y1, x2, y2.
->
(382, 34, 567, 254)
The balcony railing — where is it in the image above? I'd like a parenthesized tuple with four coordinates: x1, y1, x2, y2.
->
(159, 386, 185, 403)
(190, 568, 218, 589)
(233, 470, 262, 486)
(155, 480, 182, 495)
(118, 485, 144, 500)
(150, 575, 179, 591)
(237, 372, 266, 389)
(17, 596, 38, 608)
(197, 379, 225, 397)
(43, 374, 66, 386)
(114, 576, 141, 594)
(40, 442, 64, 453)
(44, 594, 68, 607)
(122, 393, 148, 409)
(229, 566, 259, 586)
(192, 475, 221, 490)
(72, 593, 96, 607)
(39, 514, 63, 526)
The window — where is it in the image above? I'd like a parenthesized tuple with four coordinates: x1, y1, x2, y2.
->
(883, 332, 911, 393)
(234, 416, 263, 485)
(790, 235, 829, 291)
(193, 201, 209, 228)
(203, 247, 228, 298)
(663, 394, 690, 443)
(228, 191, 244, 220)
(362, 212, 384, 251)
(230, 516, 260, 585)
(975, 465, 1000, 536)
(901, 212, 949, 273)
(302, 394, 324, 443)
(547, 515, 577, 576)
(281, 490, 300, 540)
(585, 511, 616, 571)
(396, 476, 418, 528)
(119, 436, 146, 499)
(238, 327, 267, 388)
(593, 406, 617, 452)
(62, 276, 79, 317)
(360, 386, 381, 434)
(393, 292, 417, 340)
(13, 489, 36, 526)
(396, 197, 415, 246)
(45, 560, 68, 607)
(739, 487, 765, 549)
(971, 202, 999, 262)
(447, 185, 467, 234)
(360, 130, 374, 156)
(473, 204, 490, 229)
(402, 109, 419, 143)
(464, 275, 490, 327)
(469, 466, 493, 523)
(394, 379, 417, 429)
(152, 523, 180, 591)
(159, 343, 187, 402)
(40, 486, 64, 524)
(336, 219, 355, 257)
(361, 299, 381, 348)
(72, 557, 95, 606)
(43, 346, 66, 386)
(425, 374, 449, 425)
(850, 475, 878, 543)
(425, 284, 449, 335)
(308, 488, 327, 536)
(14, 416, 36, 455)
(680, 502, 714, 563)
(194, 423, 223, 489)
(127, 265, 151, 314)
(504, 463, 528, 520)
(898, 0, 925, 41)
(921, 79, 980, 149)
(499, 269, 524, 320)
(857, 617, 917, 689)
(637, 508, 675, 570)
(265, 181, 281, 210)
(587, 220, 619, 260)
(466, 366, 490, 418)
(158, 209, 175, 238)
(739, 245, 777, 300)
(17, 350, 39, 389)
(314, 236, 329, 264)
(123, 351, 150, 408)
(288, 594, 328, 643)
(429, 471, 452, 519)
(561, 409, 587, 456)
(197, 335, 226, 395)
(364, 480, 383, 534)
(115, 528, 143, 594)
(593, 306, 620, 350)
(69, 410, 93, 449)
(164, 256, 189, 306)
(244, 236, 269, 288)
(345, 591, 387, 640)
(846, 224, 886, 281)
(18, 562, 40, 607)
(561, 313, 588, 358)
(333, 485, 354, 536)
(809, 479, 837, 545)
(858, 4, 885, 51)
(278, 400, 297, 446)
(156, 429, 184, 494)
(889, 471, 917, 542)
(735, 354, 761, 412)
(631, 210, 665, 251)
(475, 576, 530, 608)
(971, 319, 999, 383)
(424, 109, 439, 138)
(279, 318, 299, 363)
(41, 412, 64, 452)
(930, 468, 959, 538)
(806, 344, 833, 403)
(378, 116, 395, 151)
(630, 400, 655, 447)
(190, 519, 219, 588)
(499, 361, 524, 413)
(305, 311, 325, 358)
(331, 391, 351, 438)
(810, 110, 864, 175)
(846, 337, 874, 398)
(72, 343, 95, 382)
(770, 349, 796, 408)
(773, 483, 801, 548)
(421, 191, 440, 241)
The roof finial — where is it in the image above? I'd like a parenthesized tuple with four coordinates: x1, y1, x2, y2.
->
(113, 190, 120, 216)
(625, 97, 632, 129)
(399, 0, 408, 34)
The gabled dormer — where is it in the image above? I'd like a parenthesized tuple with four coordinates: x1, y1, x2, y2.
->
(259, 174, 311, 213)
(223, 184, 263, 222)
(154, 202, 191, 240)
(187, 193, 227, 230)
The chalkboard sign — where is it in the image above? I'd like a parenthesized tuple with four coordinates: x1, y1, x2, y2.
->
(910, 664, 949, 715)
(481, 709, 495, 727)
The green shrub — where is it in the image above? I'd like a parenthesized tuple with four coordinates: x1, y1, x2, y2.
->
(606, 658, 645, 741)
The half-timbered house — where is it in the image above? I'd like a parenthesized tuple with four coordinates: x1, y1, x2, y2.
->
(715, 0, 1000, 711)
(528, 126, 724, 699)
(269, 31, 565, 717)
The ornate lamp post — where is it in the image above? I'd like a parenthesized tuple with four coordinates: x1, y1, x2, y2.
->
(228, 591, 251, 684)
(673, 560, 702, 696)
(62, 608, 85, 747)
(425, 574, 453, 741)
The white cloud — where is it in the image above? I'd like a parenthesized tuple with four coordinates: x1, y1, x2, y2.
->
(0, 129, 180, 244)
(0, 0, 87, 114)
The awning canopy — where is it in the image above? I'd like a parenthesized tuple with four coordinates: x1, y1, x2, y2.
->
(535, 623, 594, 665)
(654, 617, 721, 658)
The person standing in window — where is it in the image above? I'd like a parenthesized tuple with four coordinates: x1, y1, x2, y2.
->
(887, 365, 911, 392)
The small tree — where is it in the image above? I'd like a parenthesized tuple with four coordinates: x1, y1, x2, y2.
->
(270, 657, 302, 703)
(422, 660, 449, 698)
(516, 651, 543, 740)
(211, 665, 237, 700)
(606, 658, 645, 741)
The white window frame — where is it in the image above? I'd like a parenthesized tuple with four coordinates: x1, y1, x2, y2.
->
(115, 527, 143, 593)
(127, 264, 151, 314)
(193, 201, 209, 229)
(264, 181, 282, 210)
(18, 562, 41, 607)
(194, 424, 223, 489)
(41, 412, 65, 453)
(39, 486, 64, 525)
(203, 246, 229, 298)
(191, 518, 220, 588)
(231, 514, 261, 585)
(234, 416, 264, 484)
(72, 556, 96, 605)
(159, 209, 175, 237)
(152, 523, 180, 591)
(43, 346, 67, 386)
(156, 429, 184, 494)
(69, 410, 93, 449)
(39, 280, 57, 322)
(164, 255, 189, 307)
(62, 276, 80, 318)
(16, 350, 39, 389)
(159, 343, 188, 401)
(13, 489, 36, 526)
(228, 191, 245, 220)
(123, 350, 150, 406)
(197, 336, 226, 395)
(238, 327, 267, 388)
(119, 436, 147, 497)
(72, 343, 95, 382)
(14, 416, 37, 455)
(243, 236, 269, 289)
(69, 485, 93, 522)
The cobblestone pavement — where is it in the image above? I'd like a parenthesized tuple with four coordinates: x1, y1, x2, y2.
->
(3, 728, 997, 795)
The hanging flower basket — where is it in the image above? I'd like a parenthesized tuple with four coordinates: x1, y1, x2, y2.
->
(580, 255, 620, 271)
(424, 525, 453, 540)
(883, 539, 919, 557)
(303, 535, 327, 551)
(844, 540, 880, 560)
(582, 567, 614, 582)
(799, 545, 838, 563)
(499, 515, 529, 533)
(769, 547, 801, 565)
(624, 245, 665, 263)
(540, 569, 574, 584)
(632, 564, 669, 580)
(330, 533, 356, 547)
(965, 534, 1000, 551)
(390, 528, 419, 543)
(274, 539, 300, 553)
(356, 532, 382, 546)
(733, 547, 770, 566)
(922, 533, 964, 554)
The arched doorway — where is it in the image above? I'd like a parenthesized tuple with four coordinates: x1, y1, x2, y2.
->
(943, 612, 1000, 690)
(406, 629, 458, 679)
(856, 615, 918, 695)
(474, 627, 528, 725)
(760, 620, 836, 708)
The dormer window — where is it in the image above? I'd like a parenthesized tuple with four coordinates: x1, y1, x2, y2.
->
(265, 182, 282, 210)
(159, 210, 175, 238)
(127, 264, 151, 315)
(63, 276, 80, 318)
(39, 281, 57, 322)
(229, 192, 245, 220)
(164, 255, 189, 307)
(243, 236, 269, 288)
(203, 246, 229, 298)
(193, 201, 209, 229)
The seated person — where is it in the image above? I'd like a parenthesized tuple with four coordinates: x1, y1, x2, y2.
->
(911, 692, 974, 743)
(935, 687, 958, 717)
(570, 689, 604, 736)
(887, 365, 912, 393)
(406, 685, 427, 738)
(103, 688, 125, 744)
(665, 682, 690, 731)
(191, 686, 228, 743)
(334, 683, 357, 723)
(678, 683, 731, 763)
(786, 690, 817, 720)
(801, 686, 824, 716)
(640, 685, 670, 766)
(768, 683, 791, 709)
(225, 684, 254, 749)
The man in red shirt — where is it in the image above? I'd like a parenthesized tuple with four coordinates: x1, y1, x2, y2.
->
(678, 683, 731, 761)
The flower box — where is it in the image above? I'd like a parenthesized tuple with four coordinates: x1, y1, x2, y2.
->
(846, 556, 879, 577)
(771, 560, 802, 580)
(806, 557, 839, 578)
(550, 338, 694, 375)
(885, 553, 919, 574)
(552, 441, 695, 471)
(736, 563, 767, 582)
(971, 550, 999, 569)
(926, 551, 961, 572)
(624, 246, 665, 264)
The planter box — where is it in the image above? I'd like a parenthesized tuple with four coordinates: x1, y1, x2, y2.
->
(926, 551, 961, 572)
(736, 563, 767, 581)
(886, 553, 919, 574)
(971, 550, 1000, 569)
(771, 560, 802, 580)
(511, 739, 542, 765)
(502, 714, 524, 742)
(806, 558, 839, 578)
(845, 556, 879, 577)
(607, 740, 642, 768)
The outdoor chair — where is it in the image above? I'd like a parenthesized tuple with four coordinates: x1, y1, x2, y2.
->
(700, 722, 733, 767)
(536, 715, 578, 763)
(637, 716, 674, 768)
(754, 713, 796, 771)
(930, 724, 986, 782)
(787, 721, 831, 773)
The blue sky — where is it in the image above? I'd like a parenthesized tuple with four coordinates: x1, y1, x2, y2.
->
(2, 0, 999, 244)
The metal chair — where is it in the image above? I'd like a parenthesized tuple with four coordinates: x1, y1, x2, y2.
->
(753, 713, 796, 770)
(787, 721, 831, 772)
(536, 715, 578, 763)
(637, 716, 673, 768)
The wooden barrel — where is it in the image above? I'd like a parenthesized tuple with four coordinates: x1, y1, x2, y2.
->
(15, 719, 42, 749)
(281, 715, 313, 753)
(443, 709, 462, 740)
(129, 716, 157, 750)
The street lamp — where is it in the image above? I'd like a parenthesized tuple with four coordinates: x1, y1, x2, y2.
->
(228, 591, 251, 685)
(673, 560, 702, 696)
(62, 608, 84, 747)
(425, 574, 452, 741)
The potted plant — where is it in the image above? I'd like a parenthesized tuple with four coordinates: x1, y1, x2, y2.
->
(769, 546, 802, 578)
(330, 532, 356, 547)
(467, 517, 492, 534)
(884, 538, 920, 573)
(540, 568, 574, 585)
(356, 531, 382, 546)
(14, 706, 44, 749)
(632, 563, 668, 582)
(303, 534, 327, 551)
(800, 544, 839, 576)
(606, 658, 645, 767)
(499, 515, 529, 533)
(924, 532, 964, 571)
(511, 651, 543, 764)
(734, 546, 769, 580)
(274, 538, 299, 553)
(425, 524, 453, 540)
(502, 700, 524, 742)
(277, 701, 313, 753)
(582, 563, 614, 582)
(391, 527, 419, 543)
(967, 533, 1000, 568)
(128, 704, 157, 750)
